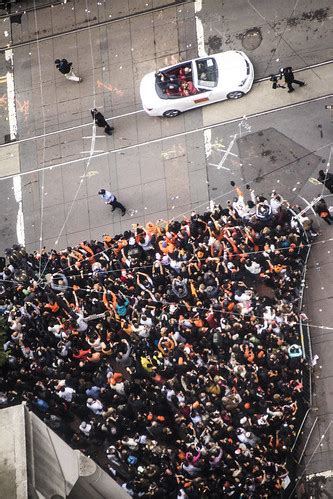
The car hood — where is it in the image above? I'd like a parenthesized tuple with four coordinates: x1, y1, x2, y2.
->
(140, 72, 161, 109)
(214, 51, 250, 87)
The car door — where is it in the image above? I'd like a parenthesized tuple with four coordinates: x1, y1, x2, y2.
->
(192, 56, 229, 107)
(179, 86, 228, 112)
(208, 85, 228, 103)
(177, 94, 198, 112)
(190, 90, 213, 109)
(167, 90, 211, 113)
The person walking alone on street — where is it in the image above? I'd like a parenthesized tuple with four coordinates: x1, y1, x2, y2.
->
(279, 67, 305, 93)
(91, 109, 114, 136)
(98, 189, 126, 216)
(318, 170, 333, 194)
(314, 198, 333, 225)
(55, 59, 82, 82)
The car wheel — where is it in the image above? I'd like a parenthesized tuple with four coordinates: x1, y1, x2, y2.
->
(227, 91, 245, 99)
(163, 109, 181, 118)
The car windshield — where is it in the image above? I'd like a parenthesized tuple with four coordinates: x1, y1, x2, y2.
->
(195, 58, 218, 88)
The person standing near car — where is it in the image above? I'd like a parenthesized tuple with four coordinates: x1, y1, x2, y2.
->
(98, 189, 126, 216)
(55, 58, 82, 82)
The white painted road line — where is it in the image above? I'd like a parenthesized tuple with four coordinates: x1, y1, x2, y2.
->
(5, 48, 25, 245)
(194, 0, 206, 57)
(0, 92, 332, 183)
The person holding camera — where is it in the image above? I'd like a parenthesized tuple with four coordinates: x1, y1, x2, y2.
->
(269, 74, 285, 90)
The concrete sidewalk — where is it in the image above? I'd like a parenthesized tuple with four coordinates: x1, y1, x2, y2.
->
(297, 214, 333, 479)
(7, 0, 193, 47)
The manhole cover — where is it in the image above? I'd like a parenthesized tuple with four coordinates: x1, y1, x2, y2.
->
(242, 28, 262, 50)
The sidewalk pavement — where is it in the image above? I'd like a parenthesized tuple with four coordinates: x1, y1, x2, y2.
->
(298, 216, 333, 477)
(7, 0, 193, 48)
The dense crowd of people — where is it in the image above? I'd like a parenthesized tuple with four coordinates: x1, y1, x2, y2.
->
(0, 186, 311, 498)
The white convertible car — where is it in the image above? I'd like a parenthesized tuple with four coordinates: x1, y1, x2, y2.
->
(140, 50, 254, 118)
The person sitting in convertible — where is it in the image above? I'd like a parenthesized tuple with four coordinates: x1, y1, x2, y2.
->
(179, 80, 198, 97)
(166, 83, 180, 96)
(156, 71, 177, 84)
(156, 71, 180, 94)
(178, 66, 192, 81)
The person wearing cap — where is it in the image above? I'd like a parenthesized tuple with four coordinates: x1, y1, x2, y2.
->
(98, 188, 126, 216)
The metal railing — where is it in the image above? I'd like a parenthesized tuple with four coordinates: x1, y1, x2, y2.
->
(283, 213, 313, 498)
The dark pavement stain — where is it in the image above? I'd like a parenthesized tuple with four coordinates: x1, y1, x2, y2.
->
(208, 35, 222, 53)
(236, 127, 323, 201)
(287, 8, 329, 27)
(261, 149, 277, 162)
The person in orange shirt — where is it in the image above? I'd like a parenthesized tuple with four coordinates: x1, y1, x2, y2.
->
(158, 238, 175, 254)
(179, 80, 198, 97)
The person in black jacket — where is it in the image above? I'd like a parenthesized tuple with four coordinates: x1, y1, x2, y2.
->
(55, 59, 82, 82)
(91, 108, 114, 135)
(279, 66, 305, 93)
(314, 198, 333, 225)
(318, 170, 333, 194)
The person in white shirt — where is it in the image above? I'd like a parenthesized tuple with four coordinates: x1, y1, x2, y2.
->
(131, 322, 150, 338)
(79, 421, 92, 437)
(137, 233, 154, 252)
(245, 259, 261, 275)
(98, 189, 126, 216)
(58, 385, 75, 402)
(76, 313, 88, 332)
(87, 397, 103, 415)
(140, 314, 153, 328)
(270, 190, 283, 214)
